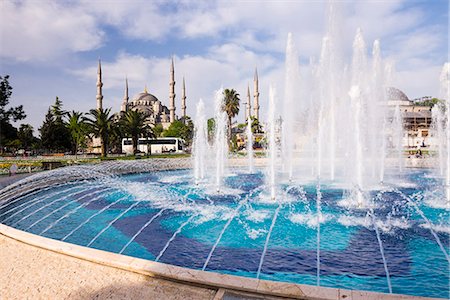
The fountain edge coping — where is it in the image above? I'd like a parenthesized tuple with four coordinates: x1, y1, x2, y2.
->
(0, 224, 439, 300)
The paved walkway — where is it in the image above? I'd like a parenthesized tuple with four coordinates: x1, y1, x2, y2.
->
(0, 234, 217, 300)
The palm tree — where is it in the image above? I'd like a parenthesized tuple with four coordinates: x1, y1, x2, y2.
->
(223, 89, 240, 145)
(108, 120, 125, 154)
(84, 108, 114, 157)
(66, 111, 86, 156)
(121, 110, 153, 154)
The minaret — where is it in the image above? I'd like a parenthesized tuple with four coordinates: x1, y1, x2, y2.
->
(96, 59, 103, 110)
(181, 76, 187, 120)
(169, 57, 176, 123)
(253, 68, 260, 120)
(121, 77, 129, 113)
(246, 83, 251, 121)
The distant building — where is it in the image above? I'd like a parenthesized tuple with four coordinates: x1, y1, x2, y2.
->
(119, 57, 184, 129)
(386, 87, 432, 149)
(88, 58, 186, 154)
(122, 86, 172, 129)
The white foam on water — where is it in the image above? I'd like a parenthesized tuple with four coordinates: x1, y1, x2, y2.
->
(158, 175, 189, 184)
(424, 191, 450, 209)
(245, 209, 271, 223)
(423, 173, 442, 179)
(247, 228, 268, 239)
(338, 214, 411, 233)
(375, 216, 410, 233)
(338, 215, 371, 228)
(391, 181, 417, 189)
(420, 223, 450, 234)
(338, 195, 377, 210)
(119, 181, 177, 206)
(289, 212, 331, 228)
(256, 190, 298, 205)
(203, 185, 244, 197)
(189, 204, 233, 224)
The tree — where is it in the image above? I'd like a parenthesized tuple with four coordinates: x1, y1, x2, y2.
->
(84, 108, 114, 157)
(6, 139, 21, 153)
(39, 97, 71, 152)
(121, 110, 153, 154)
(207, 118, 215, 143)
(39, 109, 56, 151)
(108, 120, 125, 154)
(51, 97, 67, 121)
(153, 124, 164, 138)
(249, 116, 263, 134)
(17, 124, 37, 150)
(66, 111, 87, 155)
(223, 89, 240, 145)
(415, 97, 443, 107)
(162, 118, 194, 145)
(0, 75, 26, 151)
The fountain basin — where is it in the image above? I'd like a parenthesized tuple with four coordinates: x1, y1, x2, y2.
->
(0, 159, 448, 299)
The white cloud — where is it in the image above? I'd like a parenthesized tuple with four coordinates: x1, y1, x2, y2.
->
(387, 27, 444, 67)
(0, 1, 104, 61)
(80, 0, 172, 41)
(70, 44, 283, 122)
(3, 0, 447, 130)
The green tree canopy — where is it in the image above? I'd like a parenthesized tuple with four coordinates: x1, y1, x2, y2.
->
(0, 75, 26, 151)
(153, 124, 164, 138)
(18, 124, 38, 150)
(121, 110, 153, 154)
(162, 118, 194, 145)
(108, 119, 125, 154)
(223, 88, 240, 145)
(39, 98, 71, 153)
(207, 118, 215, 142)
(66, 111, 87, 155)
(84, 108, 114, 157)
(249, 116, 263, 134)
(51, 96, 67, 122)
(414, 97, 443, 107)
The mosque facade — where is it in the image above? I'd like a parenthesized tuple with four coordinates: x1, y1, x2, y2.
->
(96, 57, 187, 130)
(91, 58, 261, 153)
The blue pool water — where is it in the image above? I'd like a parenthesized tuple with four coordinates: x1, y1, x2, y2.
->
(0, 167, 448, 298)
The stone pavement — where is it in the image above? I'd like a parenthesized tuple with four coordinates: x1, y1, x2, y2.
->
(0, 234, 217, 300)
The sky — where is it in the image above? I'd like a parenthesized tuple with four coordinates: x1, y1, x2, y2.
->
(0, 0, 449, 134)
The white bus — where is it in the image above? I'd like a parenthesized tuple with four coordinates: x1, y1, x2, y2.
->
(122, 137, 185, 155)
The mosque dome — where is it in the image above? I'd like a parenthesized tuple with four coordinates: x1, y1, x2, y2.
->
(386, 87, 409, 102)
(127, 90, 161, 116)
(130, 91, 159, 105)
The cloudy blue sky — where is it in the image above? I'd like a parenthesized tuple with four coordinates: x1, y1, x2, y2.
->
(0, 0, 448, 132)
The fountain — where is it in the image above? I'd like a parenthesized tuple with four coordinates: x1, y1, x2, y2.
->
(441, 63, 450, 203)
(391, 104, 404, 172)
(193, 99, 207, 184)
(432, 103, 445, 176)
(246, 116, 254, 173)
(1, 5, 449, 299)
(213, 88, 227, 192)
(344, 28, 367, 207)
(372, 40, 388, 183)
(282, 33, 300, 181)
(266, 85, 278, 200)
(429, 62, 450, 205)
